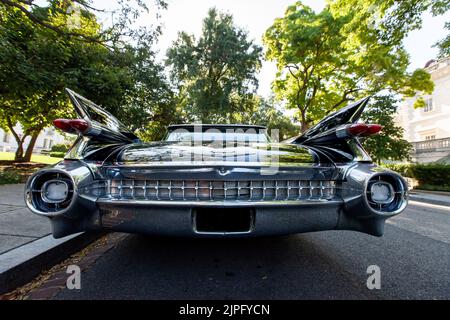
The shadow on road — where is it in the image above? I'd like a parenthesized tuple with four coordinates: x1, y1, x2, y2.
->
(55, 232, 373, 299)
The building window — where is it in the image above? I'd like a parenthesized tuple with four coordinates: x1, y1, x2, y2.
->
(47, 128, 55, 136)
(423, 98, 433, 112)
(43, 139, 48, 149)
(425, 135, 435, 141)
(49, 140, 53, 148)
(3, 133, 9, 143)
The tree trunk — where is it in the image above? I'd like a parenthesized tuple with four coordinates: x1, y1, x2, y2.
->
(23, 132, 40, 162)
(300, 110, 308, 133)
(14, 143, 25, 162)
(6, 118, 26, 162)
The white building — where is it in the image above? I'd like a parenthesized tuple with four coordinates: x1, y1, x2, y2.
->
(0, 124, 69, 154)
(395, 57, 450, 163)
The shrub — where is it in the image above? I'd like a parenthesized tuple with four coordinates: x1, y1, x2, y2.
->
(415, 184, 450, 192)
(382, 163, 413, 177)
(0, 171, 22, 185)
(382, 163, 450, 192)
(50, 151, 65, 158)
(50, 144, 69, 153)
(410, 163, 450, 187)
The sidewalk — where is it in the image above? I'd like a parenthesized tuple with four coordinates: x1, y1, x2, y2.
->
(0, 184, 51, 255)
(409, 189, 450, 207)
(0, 183, 103, 295)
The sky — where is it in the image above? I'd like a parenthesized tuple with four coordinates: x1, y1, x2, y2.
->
(149, 0, 325, 96)
(96, 0, 449, 97)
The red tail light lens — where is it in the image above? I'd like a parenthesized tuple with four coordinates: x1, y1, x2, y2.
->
(53, 119, 89, 134)
(347, 123, 382, 137)
(53, 119, 74, 133)
(366, 124, 383, 135)
(69, 119, 89, 132)
(347, 123, 369, 136)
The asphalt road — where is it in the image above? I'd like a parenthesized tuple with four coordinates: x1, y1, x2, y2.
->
(54, 201, 450, 300)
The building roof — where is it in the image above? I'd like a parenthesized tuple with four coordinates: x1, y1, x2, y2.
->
(424, 59, 436, 68)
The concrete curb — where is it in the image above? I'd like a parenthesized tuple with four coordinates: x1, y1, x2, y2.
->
(0, 231, 103, 295)
(411, 189, 450, 197)
(409, 195, 450, 207)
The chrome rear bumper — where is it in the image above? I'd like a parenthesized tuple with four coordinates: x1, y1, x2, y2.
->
(94, 200, 344, 237)
(25, 161, 407, 238)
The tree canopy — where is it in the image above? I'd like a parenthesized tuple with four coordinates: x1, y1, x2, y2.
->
(360, 95, 412, 164)
(166, 8, 263, 123)
(329, 0, 449, 47)
(264, 1, 435, 132)
(1, 1, 448, 164)
(0, 0, 167, 46)
(247, 97, 300, 141)
(0, 0, 171, 161)
(436, 22, 450, 58)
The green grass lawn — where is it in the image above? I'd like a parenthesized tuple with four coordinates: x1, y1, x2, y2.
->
(0, 151, 62, 164)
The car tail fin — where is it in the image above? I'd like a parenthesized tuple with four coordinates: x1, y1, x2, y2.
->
(57, 88, 139, 143)
(293, 97, 379, 162)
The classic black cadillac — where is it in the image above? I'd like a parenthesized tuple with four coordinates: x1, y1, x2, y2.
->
(25, 89, 408, 238)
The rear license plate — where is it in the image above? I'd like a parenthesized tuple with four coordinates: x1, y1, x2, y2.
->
(194, 208, 254, 233)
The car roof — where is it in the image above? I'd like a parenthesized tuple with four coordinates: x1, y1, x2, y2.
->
(168, 124, 268, 131)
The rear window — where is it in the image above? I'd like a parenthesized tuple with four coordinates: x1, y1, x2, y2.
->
(165, 127, 269, 143)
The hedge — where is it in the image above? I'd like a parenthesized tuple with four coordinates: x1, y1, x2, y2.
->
(50, 151, 66, 158)
(382, 163, 413, 177)
(383, 163, 450, 190)
(415, 184, 450, 192)
(50, 144, 69, 153)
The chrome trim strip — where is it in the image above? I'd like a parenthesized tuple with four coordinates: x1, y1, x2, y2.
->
(96, 199, 343, 207)
(107, 162, 327, 168)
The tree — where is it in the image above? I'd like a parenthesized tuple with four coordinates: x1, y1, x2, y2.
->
(0, 3, 85, 161)
(263, 2, 435, 132)
(65, 39, 175, 134)
(360, 95, 412, 164)
(166, 8, 263, 123)
(0, 1, 170, 161)
(0, 0, 167, 46)
(128, 60, 182, 141)
(329, 0, 449, 97)
(329, 0, 450, 48)
(435, 22, 450, 58)
(247, 97, 300, 141)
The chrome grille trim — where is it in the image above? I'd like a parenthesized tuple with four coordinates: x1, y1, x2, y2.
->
(84, 179, 337, 202)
